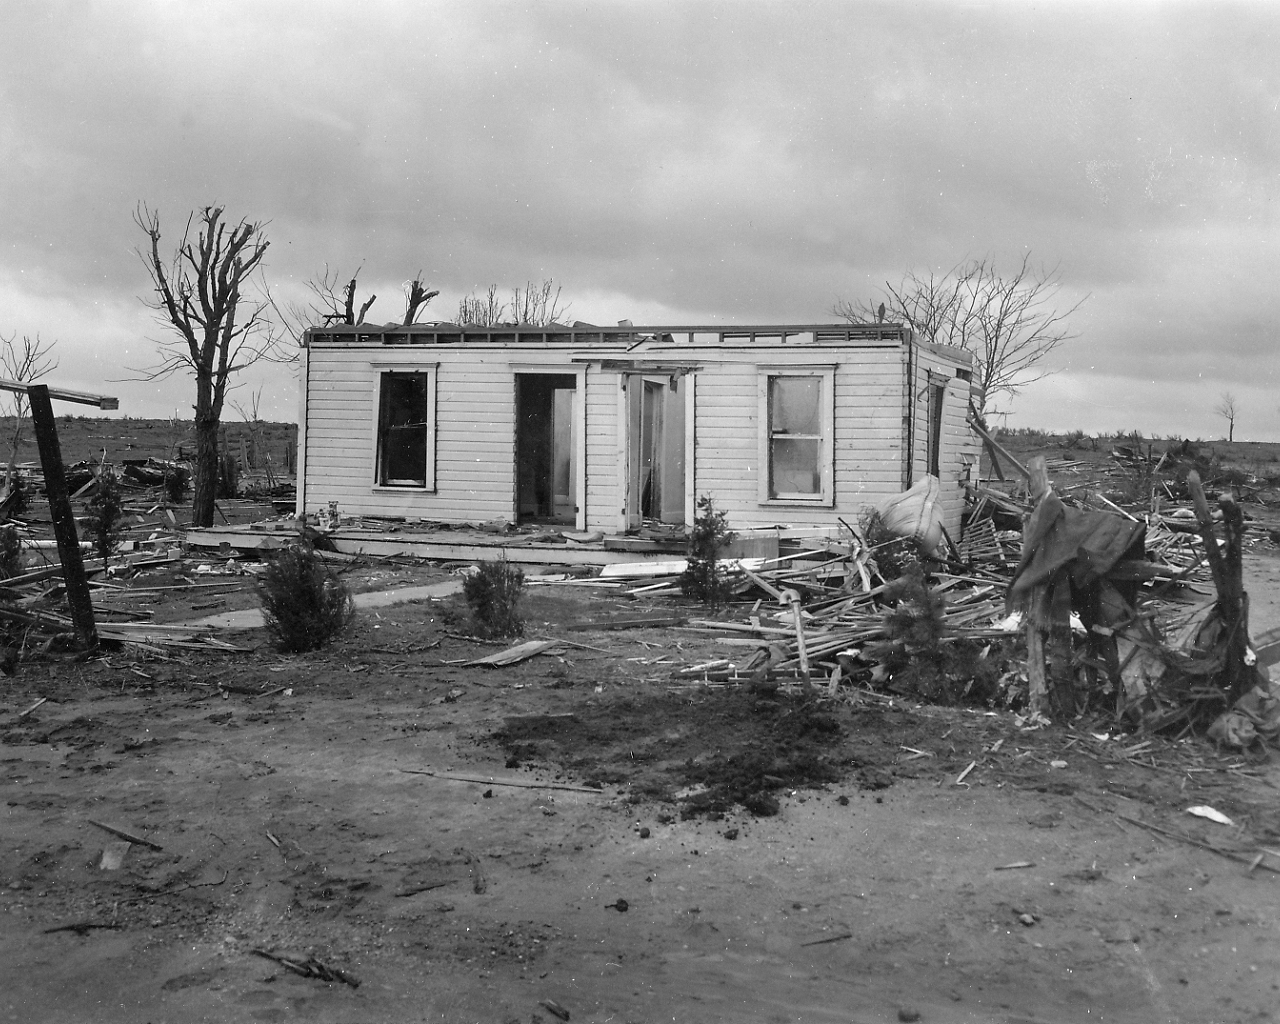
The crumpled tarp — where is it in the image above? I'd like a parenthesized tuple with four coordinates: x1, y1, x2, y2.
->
(876, 475, 945, 556)
(1008, 492, 1147, 605)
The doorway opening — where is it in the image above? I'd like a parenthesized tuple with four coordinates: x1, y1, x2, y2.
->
(625, 374, 687, 529)
(515, 373, 578, 525)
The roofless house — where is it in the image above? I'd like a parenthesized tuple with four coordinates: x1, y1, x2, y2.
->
(295, 323, 979, 553)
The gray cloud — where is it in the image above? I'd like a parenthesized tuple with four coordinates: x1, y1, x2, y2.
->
(2, 0, 1279, 437)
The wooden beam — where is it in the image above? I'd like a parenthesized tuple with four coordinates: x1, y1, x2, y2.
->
(27, 385, 97, 647)
(0, 378, 117, 410)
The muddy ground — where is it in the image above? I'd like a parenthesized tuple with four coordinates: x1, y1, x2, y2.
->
(2, 549, 1279, 1024)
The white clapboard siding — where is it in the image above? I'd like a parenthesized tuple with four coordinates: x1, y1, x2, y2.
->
(301, 336, 975, 534)
(304, 349, 516, 522)
(689, 349, 908, 531)
(583, 365, 617, 532)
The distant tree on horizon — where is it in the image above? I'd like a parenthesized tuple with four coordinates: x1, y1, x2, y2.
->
(0, 331, 57, 498)
(456, 279, 571, 327)
(1215, 391, 1239, 442)
(833, 253, 1088, 415)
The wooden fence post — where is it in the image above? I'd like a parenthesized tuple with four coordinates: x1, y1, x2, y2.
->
(27, 385, 97, 648)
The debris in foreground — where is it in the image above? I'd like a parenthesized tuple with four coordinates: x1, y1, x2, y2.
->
(250, 949, 360, 988)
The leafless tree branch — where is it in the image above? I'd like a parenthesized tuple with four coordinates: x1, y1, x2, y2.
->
(835, 254, 1087, 413)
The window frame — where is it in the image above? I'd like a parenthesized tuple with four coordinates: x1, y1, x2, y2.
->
(925, 371, 948, 479)
(756, 365, 835, 507)
(369, 362, 438, 491)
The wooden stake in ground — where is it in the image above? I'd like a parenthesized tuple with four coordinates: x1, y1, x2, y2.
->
(28, 384, 97, 648)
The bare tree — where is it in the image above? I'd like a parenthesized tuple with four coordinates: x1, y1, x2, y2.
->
(402, 274, 440, 325)
(272, 267, 439, 342)
(1215, 391, 1239, 442)
(456, 279, 570, 327)
(0, 331, 57, 497)
(835, 254, 1087, 413)
(134, 204, 284, 527)
(457, 284, 506, 326)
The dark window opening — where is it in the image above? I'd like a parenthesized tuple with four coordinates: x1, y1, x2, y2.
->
(926, 382, 945, 478)
(516, 373, 577, 524)
(377, 372, 430, 486)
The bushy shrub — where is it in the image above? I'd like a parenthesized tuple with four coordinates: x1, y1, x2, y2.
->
(84, 467, 125, 566)
(257, 543, 355, 653)
(680, 496, 737, 608)
(877, 566, 1005, 704)
(463, 557, 525, 637)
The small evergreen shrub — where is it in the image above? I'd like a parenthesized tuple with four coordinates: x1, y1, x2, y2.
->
(463, 557, 525, 638)
(680, 496, 737, 609)
(84, 467, 125, 566)
(879, 566, 1004, 703)
(257, 543, 355, 652)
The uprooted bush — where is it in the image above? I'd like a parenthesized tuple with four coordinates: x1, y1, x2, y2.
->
(0, 524, 21, 579)
(217, 450, 239, 499)
(463, 557, 525, 638)
(257, 543, 355, 653)
(164, 463, 190, 504)
(857, 507, 918, 582)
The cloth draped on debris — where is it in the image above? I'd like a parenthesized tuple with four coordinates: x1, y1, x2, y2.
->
(875, 475, 945, 557)
(1007, 492, 1146, 606)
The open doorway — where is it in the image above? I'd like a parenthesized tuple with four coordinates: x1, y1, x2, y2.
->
(624, 373, 687, 529)
(515, 373, 578, 525)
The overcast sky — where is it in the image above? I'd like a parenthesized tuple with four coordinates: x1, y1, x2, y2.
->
(3, 0, 1278, 439)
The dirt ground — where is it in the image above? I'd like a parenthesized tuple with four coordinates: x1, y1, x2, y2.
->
(1, 549, 1278, 1024)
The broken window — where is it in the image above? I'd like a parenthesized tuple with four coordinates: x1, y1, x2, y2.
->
(376, 370, 434, 487)
(758, 368, 833, 503)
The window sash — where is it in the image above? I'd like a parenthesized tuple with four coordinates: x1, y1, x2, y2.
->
(376, 371, 433, 487)
(758, 368, 833, 504)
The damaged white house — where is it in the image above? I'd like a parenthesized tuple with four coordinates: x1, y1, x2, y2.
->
(295, 322, 980, 542)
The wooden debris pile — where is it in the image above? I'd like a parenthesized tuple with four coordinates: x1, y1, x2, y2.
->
(655, 457, 1272, 742)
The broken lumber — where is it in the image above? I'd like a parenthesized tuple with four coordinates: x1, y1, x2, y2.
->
(86, 819, 163, 851)
(399, 767, 605, 794)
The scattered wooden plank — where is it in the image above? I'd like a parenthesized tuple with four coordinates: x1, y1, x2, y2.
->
(86, 819, 163, 851)
(464, 639, 560, 666)
(399, 767, 605, 794)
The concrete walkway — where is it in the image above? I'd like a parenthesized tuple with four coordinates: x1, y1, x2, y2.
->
(181, 579, 463, 630)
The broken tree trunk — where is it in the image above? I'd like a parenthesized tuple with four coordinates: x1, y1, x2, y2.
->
(1020, 456, 1076, 721)
(1187, 471, 1252, 705)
